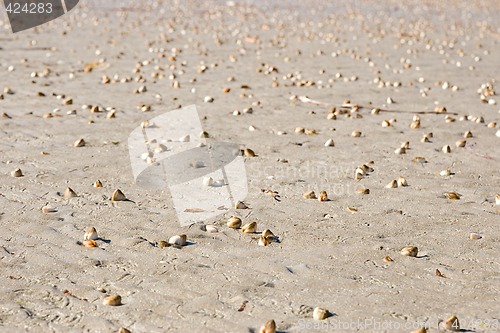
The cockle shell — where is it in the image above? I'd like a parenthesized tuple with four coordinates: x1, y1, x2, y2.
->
(400, 246, 418, 257)
(259, 319, 276, 333)
(168, 234, 187, 246)
(303, 191, 317, 199)
(10, 168, 23, 177)
(227, 216, 242, 229)
(313, 307, 329, 320)
(241, 222, 257, 234)
(103, 295, 122, 306)
(84, 227, 98, 241)
(111, 189, 127, 201)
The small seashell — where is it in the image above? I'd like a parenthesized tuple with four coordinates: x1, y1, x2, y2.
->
(158, 240, 170, 248)
(259, 319, 276, 333)
(440, 169, 451, 177)
(41, 205, 57, 213)
(111, 189, 127, 201)
(394, 147, 406, 155)
(63, 187, 78, 198)
(386, 97, 394, 104)
(495, 194, 500, 205)
(435, 268, 445, 278)
(227, 216, 242, 228)
(305, 127, 318, 135)
(383, 256, 393, 262)
(262, 229, 275, 239)
(444, 192, 461, 200)
(118, 328, 131, 333)
(235, 201, 249, 209)
(455, 140, 466, 148)
(400, 246, 418, 257)
(351, 131, 362, 137)
(168, 234, 187, 246)
(10, 168, 23, 177)
(356, 188, 370, 195)
(203, 176, 214, 187)
(303, 191, 317, 199)
(397, 176, 408, 187)
(84, 227, 98, 240)
(103, 295, 122, 306)
(464, 130, 473, 138)
(386, 180, 398, 188)
(204, 96, 214, 103)
(497, 129, 500, 138)
(324, 139, 335, 147)
(444, 315, 460, 331)
(179, 135, 190, 142)
(469, 233, 482, 240)
(381, 120, 391, 127)
(318, 191, 328, 202)
(410, 120, 420, 129)
(400, 141, 410, 149)
(106, 110, 116, 119)
(295, 127, 305, 134)
(412, 156, 426, 163)
(421, 135, 431, 143)
(94, 180, 103, 188)
(371, 108, 380, 115)
(82, 239, 97, 248)
(244, 148, 256, 157)
(74, 138, 86, 147)
(241, 221, 257, 234)
(435, 106, 447, 113)
(487, 121, 496, 128)
(313, 307, 329, 320)
(258, 235, 271, 247)
(63, 98, 73, 105)
(154, 144, 168, 153)
(354, 171, 363, 181)
(442, 145, 451, 153)
(205, 225, 218, 233)
(346, 207, 358, 213)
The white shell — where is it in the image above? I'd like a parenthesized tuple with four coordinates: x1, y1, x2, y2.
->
(469, 233, 482, 240)
(324, 139, 335, 147)
(168, 234, 187, 246)
(179, 135, 190, 142)
(385, 180, 398, 188)
(205, 225, 218, 233)
(440, 169, 451, 176)
(394, 147, 406, 154)
(313, 307, 329, 320)
(397, 177, 408, 187)
(203, 177, 214, 187)
(41, 205, 57, 213)
(84, 227, 98, 240)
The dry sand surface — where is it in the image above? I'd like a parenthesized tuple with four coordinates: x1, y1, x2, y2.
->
(1, 0, 499, 332)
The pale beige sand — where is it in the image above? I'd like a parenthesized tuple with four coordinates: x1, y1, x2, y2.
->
(0, 1, 499, 332)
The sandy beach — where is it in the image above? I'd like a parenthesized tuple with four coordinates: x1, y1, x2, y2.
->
(1, 1, 499, 332)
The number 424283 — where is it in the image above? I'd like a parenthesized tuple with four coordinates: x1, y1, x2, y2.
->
(5, 2, 53, 14)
